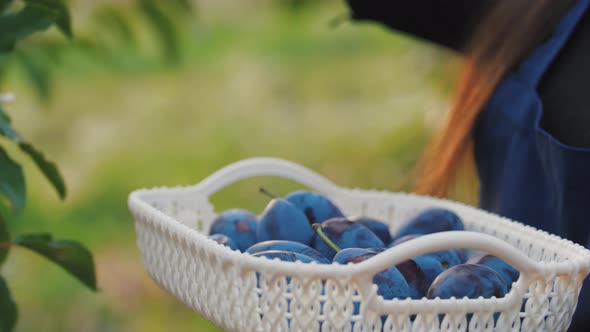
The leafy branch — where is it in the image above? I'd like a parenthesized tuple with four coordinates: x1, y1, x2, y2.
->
(0, 1, 198, 329)
(0, 1, 96, 331)
(3, 0, 195, 102)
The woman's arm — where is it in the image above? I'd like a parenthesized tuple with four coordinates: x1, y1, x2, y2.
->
(346, 0, 493, 51)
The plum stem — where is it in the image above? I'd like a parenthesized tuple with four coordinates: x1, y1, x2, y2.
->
(312, 223, 341, 253)
(259, 187, 279, 199)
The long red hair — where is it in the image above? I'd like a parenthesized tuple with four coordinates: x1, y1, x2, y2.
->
(414, 0, 575, 198)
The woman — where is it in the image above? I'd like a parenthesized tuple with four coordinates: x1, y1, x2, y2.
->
(345, 0, 590, 330)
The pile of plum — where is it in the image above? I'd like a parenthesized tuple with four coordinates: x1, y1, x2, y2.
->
(207, 189, 519, 302)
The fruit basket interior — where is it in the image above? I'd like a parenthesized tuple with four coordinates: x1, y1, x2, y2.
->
(128, 157, 590, 332)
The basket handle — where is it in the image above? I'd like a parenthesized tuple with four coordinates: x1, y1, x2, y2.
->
(191, 157, 342, 197)
(353, 231, 542, 277)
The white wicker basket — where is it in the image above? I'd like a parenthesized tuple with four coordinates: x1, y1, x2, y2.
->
(128, 157, 590, 332)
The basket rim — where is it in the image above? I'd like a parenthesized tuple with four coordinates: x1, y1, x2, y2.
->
(129, 186, 590, 316)
(129, 183, 590, 276)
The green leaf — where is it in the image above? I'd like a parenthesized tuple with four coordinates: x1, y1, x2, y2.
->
(0, 110, 64, 200)
(0, 107, 10, 123)
(0, 213, 9, 265)
(0, 146, 25, 214)
(15, 234, 96, 291)
(0, 276, 17, 332)
(138, 0, 180, 64)
(0, 108, 18, 140)
(18, 142, 65, 199)
(0, 4, 58, 53)
(24, 0, 72, 38)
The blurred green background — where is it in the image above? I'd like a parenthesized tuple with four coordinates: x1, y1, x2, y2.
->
(1, 0, 457, 331)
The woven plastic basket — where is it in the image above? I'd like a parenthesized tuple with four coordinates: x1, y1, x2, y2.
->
(128, 157, 590, 332)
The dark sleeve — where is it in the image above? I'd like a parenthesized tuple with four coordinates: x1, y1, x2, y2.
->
(345, 0, 493, 51)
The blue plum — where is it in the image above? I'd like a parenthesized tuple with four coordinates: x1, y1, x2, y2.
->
(392, 234, 469, 264)
(393, 208, 464, 241)
(245, 240, 330, 264)
(208, 234, 239, 250)
(312, 218, 384, 260)
(467, 254, 520, 289)
(333, 248, 411, 301)
(453, 248, 469, 264)
(252, 250, 319, 263)
(424, 250, 461, 269)
(389, 234, 420, 247)
(413, 255, 445, 287)
(395, 259, 429, 299)
(285, 190, 344, 224)
(395, 256, 445, 299)
(350, 216, 392, 244)
(257, 199, 315, 245)
(389, 234, 461, 269)
(332, 248, 375, 264)
(209, 209, 258, 251)
(252, 250, 320, 286)
(427, 264, 508, 300)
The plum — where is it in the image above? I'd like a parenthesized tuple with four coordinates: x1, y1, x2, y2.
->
(312, 218, 384, 260)
(252, 250, 319, 264)
(285, 190, 344, 224)
(394, 255, 444, 299)
(393, 208, 464, 241)
(209, 209, 258, 251)
(245, 240, 330, 264)
(208, 234, 239, 250)
(252, 250, 320, 286)
(413, 255, 446, 290)
(453, 248, 469, 263)
(389, 234, 461, 269)
(333, 248, 411, 301)
(389, 234, 420, 247)
(427, 264, 507, 300)
(350, 216, 392, 244)
(467, 254, 520, 290)
(425, 250, 461, 269)
(257, 198, 315, 245)
(395, 259, 429, 299)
